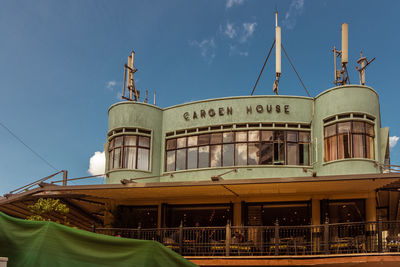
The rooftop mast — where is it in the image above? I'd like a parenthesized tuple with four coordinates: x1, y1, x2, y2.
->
(273, 11, 281, 95)
(122, 51, 140, 101)
(333, 23, 350, 85)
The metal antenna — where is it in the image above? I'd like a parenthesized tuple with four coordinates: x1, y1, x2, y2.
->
(122, 51, 140, 101)
(333, 23, 350, 85)
(273, 11, 282, 95)
(356, 51, 375, 85)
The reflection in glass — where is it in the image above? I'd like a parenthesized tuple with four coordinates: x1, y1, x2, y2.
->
(223, 132, 234, 143)
(210, 133, 223, 144)
(248, 143, 259, 165)
(235, 143, 247, 165)
(260, 143, 273, 164)
(287, 143, 299, 165)
(125, 136, 137, 146)
(210, 145, 221, 167)
(166, 151, 175, 172)
(338, 134, 351, 159)
(299, 144, 309, 165)
(286, 131, 298, 142)
(166, 139, 177, 150)
(261, 131, 273, 141)
(113, 148, 121, 168)
(176, 148, 187, 170)
(198, 134, 210, 145)
(248, 131, 259, 142)
(188, 136, 198, 147)
(177, 137, 187, 148)
(236, 131, 247, 142)
(198, 146, 209, 168)
(223, 144, 234, 166)
(188, 147, 198, 169)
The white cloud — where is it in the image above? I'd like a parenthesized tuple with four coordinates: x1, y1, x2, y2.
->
(390, 136, 399, 149)
(189, 38, 216, 63)
(226, 0, 244, 8)
(106, 80, 116, 90)
(224, 22, 237, 39)
(282, 0, 304, 29)
(88, 151, 105, 176)
(240, 22, 257, 43)
(239, 51, 249, 56)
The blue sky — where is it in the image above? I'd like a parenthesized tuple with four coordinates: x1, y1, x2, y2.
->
(0, 0, 399, 195)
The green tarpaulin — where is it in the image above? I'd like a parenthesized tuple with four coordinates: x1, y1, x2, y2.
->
(0, 212, 198, 267)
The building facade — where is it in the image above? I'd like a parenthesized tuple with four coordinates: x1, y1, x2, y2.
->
(104, 84, 391, 230)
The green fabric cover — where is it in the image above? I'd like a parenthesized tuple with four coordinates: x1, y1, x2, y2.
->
(0, 212, 198, 267)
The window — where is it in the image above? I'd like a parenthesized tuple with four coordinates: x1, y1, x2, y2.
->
(165, 129, 310, 171)
(323, 120, 374, 162)
(109, 134, 151, 171)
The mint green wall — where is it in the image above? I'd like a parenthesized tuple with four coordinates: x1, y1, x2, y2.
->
(313, 85, 381, 176)
(106, 85, 385, 184)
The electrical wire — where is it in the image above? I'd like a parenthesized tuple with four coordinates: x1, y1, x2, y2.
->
(250, 40, 276, 96)
(0, 121, 58, 171)
(281, 44, 311, 97)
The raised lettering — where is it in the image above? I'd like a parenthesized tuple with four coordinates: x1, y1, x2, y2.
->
(219, 107, 224, 116)
(201, 110, 206, 118)
(209, 109, 216, 117)
(246, 106, 252, 114)
(183, 112, 190, 121)
(276, 105, 281, 113)
(284, 105, 289, 114)
(227, 107, 233, 115)
(193, 111, 198, 119)
(256, 105, 263, 113)
(266, 105, 272, 113)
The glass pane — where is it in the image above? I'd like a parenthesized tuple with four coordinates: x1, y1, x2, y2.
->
(114, 136, 123, 147)
(210, 145, 221, 167)
(223, 132, 234, 143)
(223, 144, 234, 166)
(198, 146, 209, 168)
(138, 136, 150, 148)
(166, 139, 177, 150)
(324, 124, 336, 138)
(177, 137, 187, 148)
(188, 136, 198, 147)
(286, 131, 298, 142)
(109, 150, 114, 170)
(261, 131, 273, 141)
(338, 134, 351, 159)
(176, 148, 187, 170)
(366, 136, 374, 159)
(338, 122, 351, 134)
(299, 132, 310, 143)
(188, 147, 198, 169)
(236, 131, 247, 142)
(198, 134, 210, 145)
(324, 136, 337, 161)
(287, 143, 299, 165)
(248, 143, 259, 165)
(109, 139, 114, 150)
(137, 148, 149, 170)
(210, 133, 223, 144)
(260, 143, 273, 165)
(235, 143, 247, 165)
(274, 131, 284, 141)
(274, 143, 285, 164)
(125, 136, 137, 146)
(166, 151, 175, 172)
(353, 134, 365, 158)
(299, 143, 309, 165)
(352, 121, 365, 134)
(248, 131, 260, 142)
(124, 147, 137, 169)
(113, 147, 121, 168)
(365, 123, 374, 137)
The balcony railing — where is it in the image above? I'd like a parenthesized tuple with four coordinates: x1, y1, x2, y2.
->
(93, 220, 400, 256)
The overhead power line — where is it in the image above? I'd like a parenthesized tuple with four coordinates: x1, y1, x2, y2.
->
(0, 121, 58, 171)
